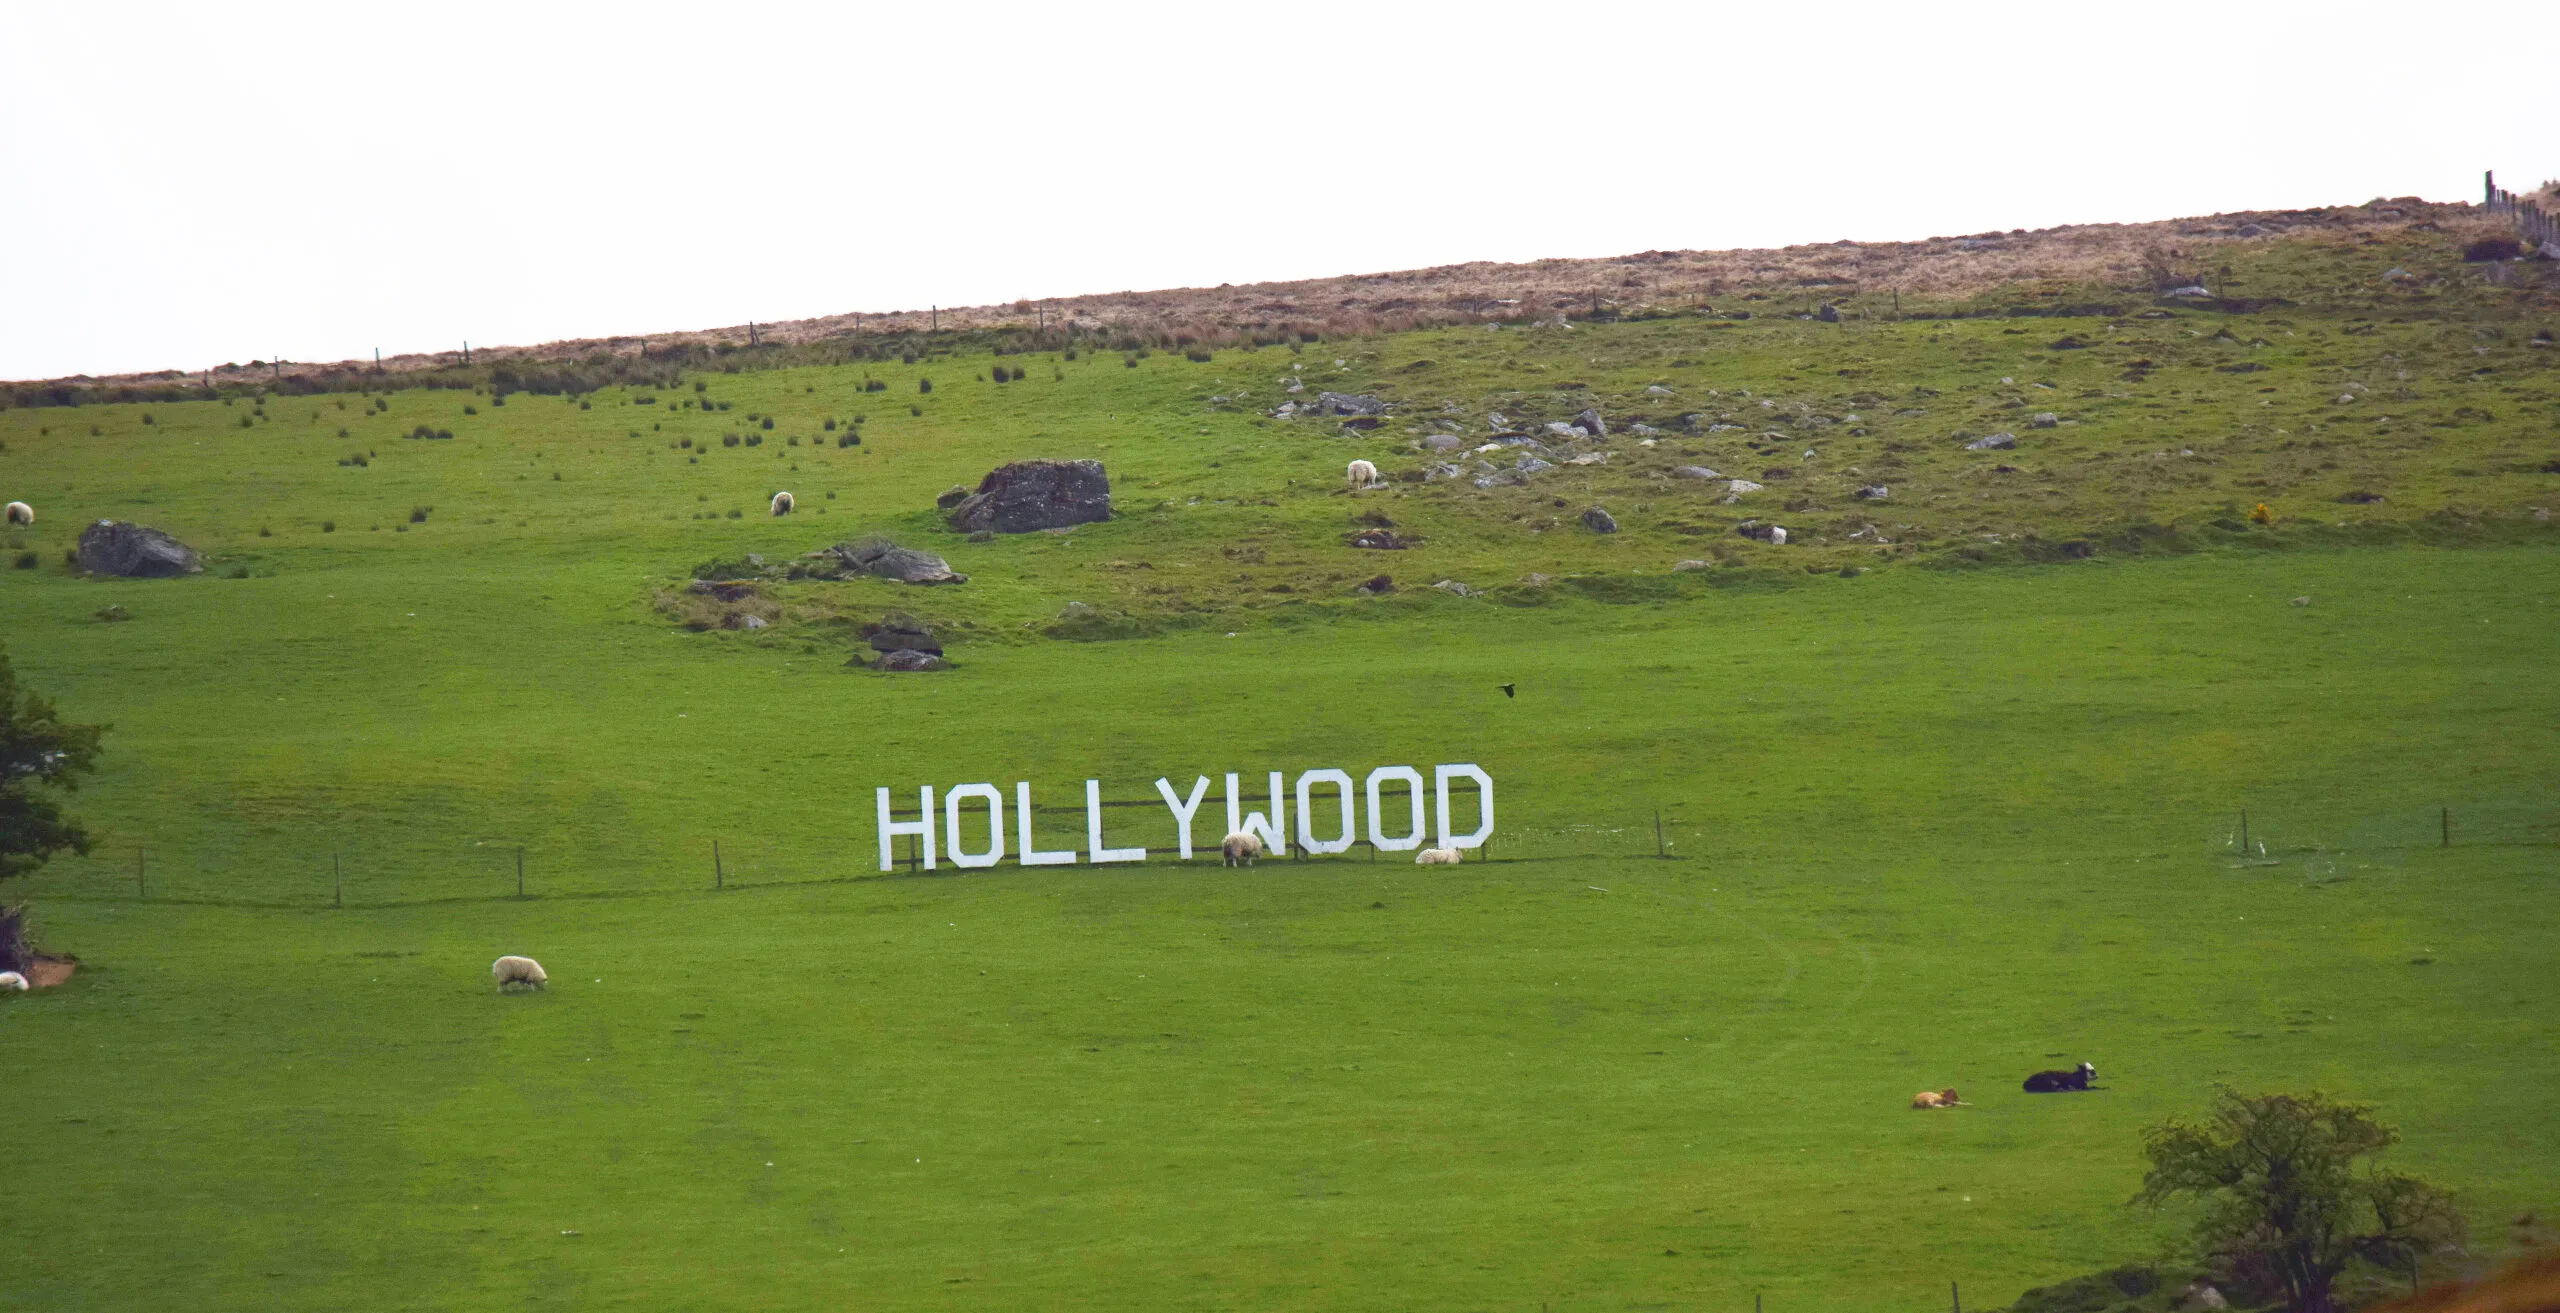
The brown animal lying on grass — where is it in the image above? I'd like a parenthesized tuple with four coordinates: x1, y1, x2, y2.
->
(1912, 1089, 1963, 1109)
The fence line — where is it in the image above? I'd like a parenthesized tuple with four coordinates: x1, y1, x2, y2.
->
(2483, 170, 2557, 250)
(11, 798, 2550, 914)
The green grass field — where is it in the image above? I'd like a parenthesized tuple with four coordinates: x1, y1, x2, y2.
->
(2, 224, 2556, 1310)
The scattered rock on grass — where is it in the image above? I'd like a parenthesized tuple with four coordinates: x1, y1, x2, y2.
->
(816, 538, 967, 584)
(945, 459, 1112, 533)
(873, 649, 945, 671)
(1670, 465, 1724, 480)
(1965, 432, 2019, 450)
(1581, 506, 1619, 534)
(1348, 528, 1407, 550)
(76, 521, 201, 577)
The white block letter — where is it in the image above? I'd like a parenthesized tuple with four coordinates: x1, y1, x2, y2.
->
(1365, 765, 1426, 851)
(1087, 780, 1147, 863)
(1296, 769, 1356, 855)
(1156, 775, 1210, 859)
(1434, 763, 1495, 850)
(1225, 772, 1287, 857)
(944, 783, 1004, 869)
(1015, 782, 1079, 866)
(877, 786, 936, 872)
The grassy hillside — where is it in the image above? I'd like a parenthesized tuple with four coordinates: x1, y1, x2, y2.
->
(0, 218, 2554, 1311)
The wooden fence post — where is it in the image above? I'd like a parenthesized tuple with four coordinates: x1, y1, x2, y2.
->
(714, 839, 724, 889)
(516, 846, 525, 898)
(1655, 809, 1666, 858)
(2239, 807, 2250, 857)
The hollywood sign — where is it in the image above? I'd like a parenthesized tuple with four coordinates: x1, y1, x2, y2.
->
(875, 765, 1494, 871)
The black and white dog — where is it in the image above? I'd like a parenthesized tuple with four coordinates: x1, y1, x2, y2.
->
(2022, 1061, 2097, 1093)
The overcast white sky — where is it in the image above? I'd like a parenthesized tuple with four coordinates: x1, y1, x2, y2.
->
(3, 0, 2551, 380)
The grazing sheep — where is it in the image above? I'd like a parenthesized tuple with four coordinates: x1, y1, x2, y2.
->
(4, 501, 29, 526)
(1221, 831, 1264, 867)
(1415, 847, 1461, 865)
(1911, 1088, 1962, 1109)
(1769, 526, 1788, 546)
(770, 490, 795, 516)
(2022, 1061, 2096, 1093)
(1346, 459, 1379, 489)
(491, 955, 548, 991)
(0, 970, 27, 991)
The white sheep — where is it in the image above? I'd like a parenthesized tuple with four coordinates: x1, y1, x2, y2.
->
(0, 970, 27, 991)
(1346, 460, 1379, 489)
(4, 501, 29, 526)
(770, 490, 795, 516)
(1222, 831, 1265, 867)
(491, 955, 548, 991)
(1769, 526, 1788, 546)
(1415, 847, 1461, 865)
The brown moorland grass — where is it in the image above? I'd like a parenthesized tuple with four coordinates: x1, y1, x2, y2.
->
(14, 198, 2530, 396)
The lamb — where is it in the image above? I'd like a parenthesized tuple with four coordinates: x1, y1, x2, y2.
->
(0, 970, 27, 991)
(4, 501, 29, 526)
(770, 490, 795, 516)
(2022, 1061, 2096, 1093)
(1221, 831, 1264, 867)
(491, 955, 548, 991)
(1911, 1088, 1962, 1109)
(1346, 459, 1379, 488)
(1415, 847, 1461, 865)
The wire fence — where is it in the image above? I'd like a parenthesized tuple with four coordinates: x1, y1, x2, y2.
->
(2484, 170, 2557, 250)
(12, 795, 2551, 913)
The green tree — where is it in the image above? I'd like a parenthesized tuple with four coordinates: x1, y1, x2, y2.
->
(0, 643, 106, 881)
(2137, 1090, 2465, 1313)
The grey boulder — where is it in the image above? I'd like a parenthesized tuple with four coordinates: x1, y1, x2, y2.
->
(1315, 392, 1386, 416)
(945, 459, 1112, 533)
(1965, 432, 2019, 450)
(77, 521, 201, 577)
(1671, 465, 1724, 480)
(874, 649, 946, 672)
(818, 538, 967, 584)
(1581, 506, 1619, 534)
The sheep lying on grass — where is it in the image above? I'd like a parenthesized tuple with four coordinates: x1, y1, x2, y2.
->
(1222, 831, 1264, 867)
(1346, 460, 1379, 489)
(491, 955, 548, 991)
(1415, 847, 1461, 865)
(0, 970, 27, 991)
(771, 490, 795, 516)
(1912, 1088, 1963, 1109)
(4, 501, 29, 526)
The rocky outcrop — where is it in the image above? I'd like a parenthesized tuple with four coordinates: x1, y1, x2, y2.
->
(813, 538, 967, 584)
(76, 521, 201, 577)
(944, 459, 1112, 533)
